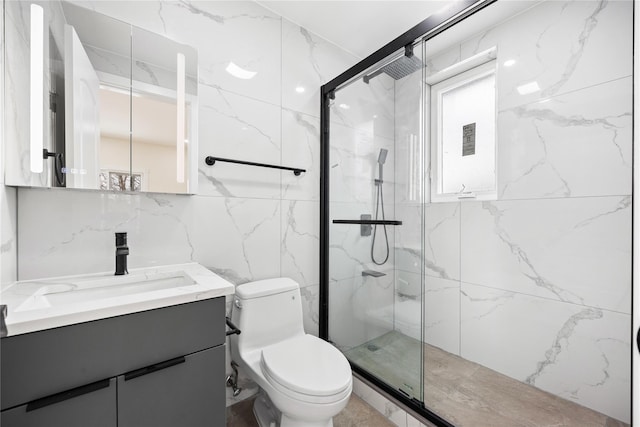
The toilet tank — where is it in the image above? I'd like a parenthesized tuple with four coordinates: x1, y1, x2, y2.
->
(231, 278, 305, 354)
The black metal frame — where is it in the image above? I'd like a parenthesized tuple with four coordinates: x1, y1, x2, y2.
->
(204, 156, 305, 176)
(319, 1, 498, 426)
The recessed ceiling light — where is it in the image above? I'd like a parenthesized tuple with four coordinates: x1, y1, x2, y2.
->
(503, 59, 516, 67)
(339, 103, 350, 110)
(516, 81, 540, 95)
(225, 62, 257, 80)
(295, 86, 305, 93)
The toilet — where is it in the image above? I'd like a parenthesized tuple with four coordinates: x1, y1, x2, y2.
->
(230, 278, 352, 427)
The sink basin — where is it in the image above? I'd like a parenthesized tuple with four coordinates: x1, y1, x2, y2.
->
(1, 263, 235, 337)
(15, 273, 196, 312)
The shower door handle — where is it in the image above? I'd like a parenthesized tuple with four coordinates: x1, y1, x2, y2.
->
(332, 219, 403, 225)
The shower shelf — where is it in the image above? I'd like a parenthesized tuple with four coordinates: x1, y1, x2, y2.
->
(204, 156, 306, 176)
(332, 219, 402, 225)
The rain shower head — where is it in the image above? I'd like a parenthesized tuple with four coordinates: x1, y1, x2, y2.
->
(363, 44, 423, 83)
(378, 148, 388, 165)
(379, 55, 423, 80)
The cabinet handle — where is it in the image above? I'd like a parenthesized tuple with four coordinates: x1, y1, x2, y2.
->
(26, 379, 111, 412)
(124, 356, 186, 381)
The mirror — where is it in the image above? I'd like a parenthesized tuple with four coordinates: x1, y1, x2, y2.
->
(4, 1, 198, 194)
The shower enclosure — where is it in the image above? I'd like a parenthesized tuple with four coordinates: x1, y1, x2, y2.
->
(320, 0, 633, 426)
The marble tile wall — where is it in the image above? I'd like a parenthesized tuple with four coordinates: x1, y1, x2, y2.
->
(401, 0, 633, 423)
(1, 0, 358, 402)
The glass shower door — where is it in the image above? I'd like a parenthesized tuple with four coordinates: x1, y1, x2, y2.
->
(327, 46, 425, 401)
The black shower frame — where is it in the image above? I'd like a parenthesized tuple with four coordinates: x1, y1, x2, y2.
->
(318, 1, 498, 426)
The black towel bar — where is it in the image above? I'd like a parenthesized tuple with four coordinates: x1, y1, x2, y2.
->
(332, 219, 403, 226)
(205, 156, 305, 176)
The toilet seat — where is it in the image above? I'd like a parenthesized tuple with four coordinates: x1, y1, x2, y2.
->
(260, 334, 352, 404)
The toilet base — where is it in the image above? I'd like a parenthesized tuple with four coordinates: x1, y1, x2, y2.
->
(252, 390, 334, 427)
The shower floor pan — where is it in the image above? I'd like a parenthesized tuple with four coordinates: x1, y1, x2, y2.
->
(345, 331, 628, 427)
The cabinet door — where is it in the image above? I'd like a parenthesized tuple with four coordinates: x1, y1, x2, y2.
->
(0, 378, 116, 427)
(117, 346, 225, 427)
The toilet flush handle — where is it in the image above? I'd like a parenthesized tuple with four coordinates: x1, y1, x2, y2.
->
(234, 299, 242, 309)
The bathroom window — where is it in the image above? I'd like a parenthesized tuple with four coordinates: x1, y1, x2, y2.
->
(428, 58, 497, 202)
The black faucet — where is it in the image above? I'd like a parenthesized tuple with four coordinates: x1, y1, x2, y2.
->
(115, 232, 129, 275)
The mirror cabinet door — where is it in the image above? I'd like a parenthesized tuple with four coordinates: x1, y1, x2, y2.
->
(130, 27, 198, 194)
(5, 1, 66, 187)
(61, 2, 132, 191)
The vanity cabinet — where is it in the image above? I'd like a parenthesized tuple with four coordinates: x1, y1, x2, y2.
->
(0, 297, 225, 427)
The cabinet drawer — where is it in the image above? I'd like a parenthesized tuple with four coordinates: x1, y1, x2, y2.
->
(118, 346, 225, 427)
(1, 378, 116, 427)
(1, 297, 224, 410)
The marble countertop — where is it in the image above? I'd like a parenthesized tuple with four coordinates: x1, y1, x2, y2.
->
(0, 263, 235, 337)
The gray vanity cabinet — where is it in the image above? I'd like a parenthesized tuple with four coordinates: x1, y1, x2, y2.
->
(0, 297, 226, 426)
(0, 378, 117, 427)
(117, 346, 224, 427)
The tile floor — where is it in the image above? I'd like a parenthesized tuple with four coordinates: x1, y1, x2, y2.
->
(345, 331, 629, 427)
(226, 393, 395, 427)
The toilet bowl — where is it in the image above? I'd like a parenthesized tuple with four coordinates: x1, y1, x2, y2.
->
(230, 278, 352, 427)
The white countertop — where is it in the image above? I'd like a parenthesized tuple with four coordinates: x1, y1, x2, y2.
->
(0, 263, 235, 337)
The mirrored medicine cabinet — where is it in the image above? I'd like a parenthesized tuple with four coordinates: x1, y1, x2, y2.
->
(4, 1, 199, 194)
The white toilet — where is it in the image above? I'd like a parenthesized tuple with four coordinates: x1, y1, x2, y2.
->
(230, 278, 352, 427)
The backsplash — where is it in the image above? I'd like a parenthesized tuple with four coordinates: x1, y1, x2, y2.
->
(0, 0, 358, 336)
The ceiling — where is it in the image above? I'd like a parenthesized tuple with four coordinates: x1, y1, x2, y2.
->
(256, 1, 449, 58)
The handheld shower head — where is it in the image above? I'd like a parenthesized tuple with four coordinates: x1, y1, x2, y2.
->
(376, 149, 388, 184)
(378, 148, 388, 165)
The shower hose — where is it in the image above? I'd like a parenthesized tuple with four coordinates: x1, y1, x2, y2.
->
(371, 181, 389, 265)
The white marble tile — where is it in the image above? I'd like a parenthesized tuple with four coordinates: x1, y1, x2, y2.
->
(460, 0, 632, 110)
(330, 74, 395, 141)
(395, 203, 460, 280)
(329, 122, 395, 205)
(460, 282, 631, 423)
(198, 86, 281, 199)
(281, 109, 320, 202)
(300, 284, 319, 337)
(424, 276, 460, 355)
(392, 270, 460, 354)
(461, 197, 631, 314)
(393, 205, 422, 276)
(1, 187, 17, 286)
(190, 195, 280, 285)
(281, 200, 319, 288)
(393, 275, 422, 341)
(329, 274, 394, 351)
(84, 0, 283, 105)
(425, 203, 460, 280)
(17, 188, 194, 280)
(498, 77, 632, 199)
(329, 202, 395, 282)
(281, 19, 357, 118)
